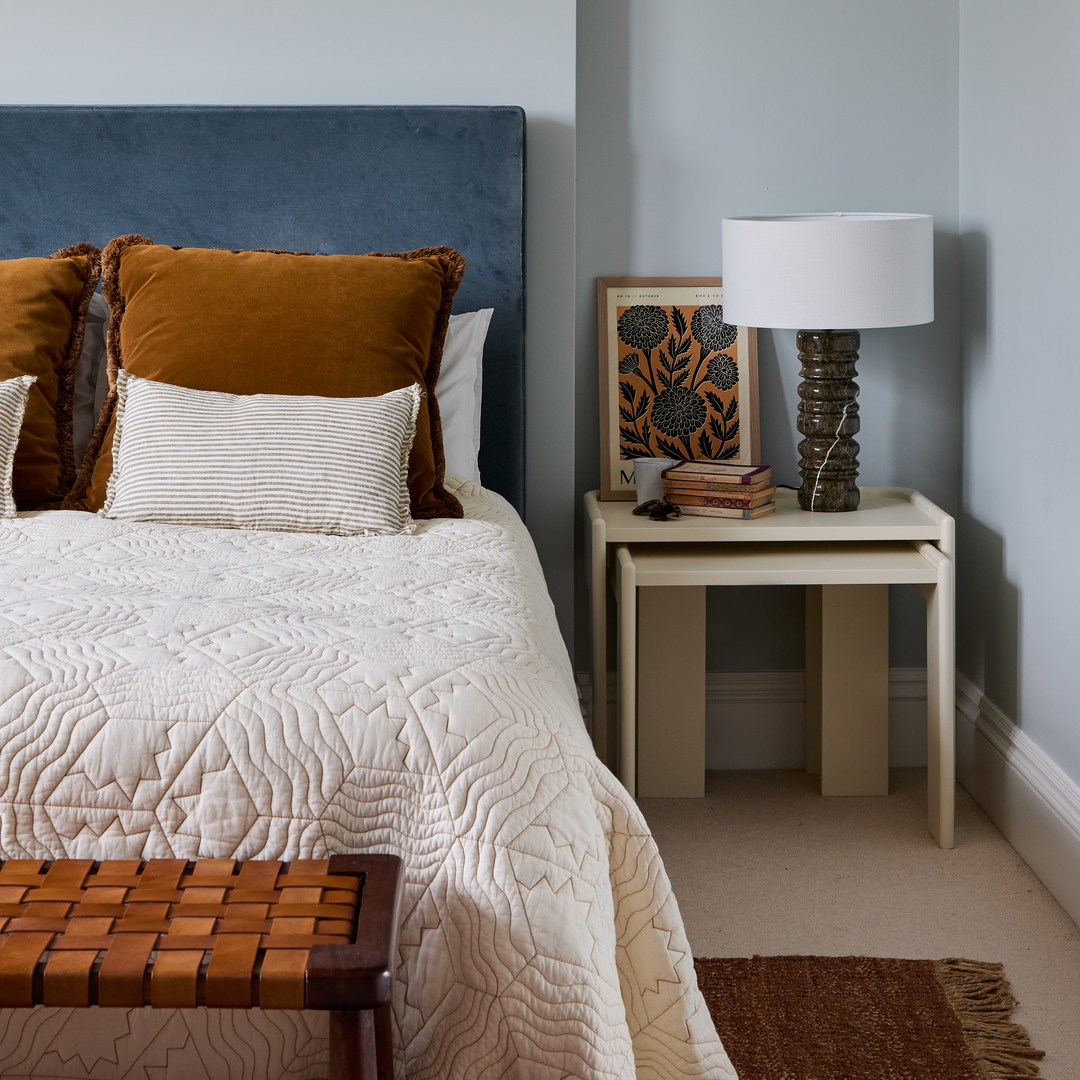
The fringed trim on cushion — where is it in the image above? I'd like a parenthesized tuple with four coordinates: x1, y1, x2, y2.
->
(934, 959, 1046, 1080)
(100, 233, 152, 390)
(48, 242, 101, 496)
(64, 235, 146, 510)
(369, 246, 466, 519)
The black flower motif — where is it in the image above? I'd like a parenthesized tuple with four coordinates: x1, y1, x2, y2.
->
(691, 305, 738, 353)
(618, 305, 669, 353)
(618, 353, 641, 375)
(651, 386, 707, 437)
(707, 354, 739, 391)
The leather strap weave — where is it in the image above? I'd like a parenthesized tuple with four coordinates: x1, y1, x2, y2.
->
(0, 858, 362, 1010)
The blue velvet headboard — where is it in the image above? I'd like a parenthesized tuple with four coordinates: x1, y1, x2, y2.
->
(0, 105, 526, 512)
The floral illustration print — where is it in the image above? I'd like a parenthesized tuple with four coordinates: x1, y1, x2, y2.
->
(617, 305, 669, 353)
(616, 302, 741, 461)
(707, 354, 739, 391)
(691, 304, 738, 353)
(651, 386, 707, 437)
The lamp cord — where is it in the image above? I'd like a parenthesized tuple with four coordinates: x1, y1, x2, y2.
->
(809, 384, 858, 511)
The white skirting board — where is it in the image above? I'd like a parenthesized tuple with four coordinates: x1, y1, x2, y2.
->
(577, 668, 932, 770)
(577, 668, 1080, 926)
(955, 674, 1080, 927)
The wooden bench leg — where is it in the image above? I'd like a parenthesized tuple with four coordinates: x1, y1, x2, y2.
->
(374, 1003, 393, 1080)
(330, 1010, 377, 1080)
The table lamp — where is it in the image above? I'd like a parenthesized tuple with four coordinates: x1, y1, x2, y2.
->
(720, 212, 934, 511)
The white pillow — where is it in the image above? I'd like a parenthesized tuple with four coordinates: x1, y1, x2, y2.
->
(72, 302, 493, 484)
(0, 375, 36, 517)
(439, 308, 493, 485)
(72, 291, 109, 465)
(102, 372, 420, 536)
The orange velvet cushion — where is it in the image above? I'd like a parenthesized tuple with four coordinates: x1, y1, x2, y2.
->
(70, 235, 465, 518)
(0, 245, 100, 505)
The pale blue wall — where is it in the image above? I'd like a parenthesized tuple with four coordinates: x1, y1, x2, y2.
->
(959, 0, 1080, 784)
(576, 0, 962, 672)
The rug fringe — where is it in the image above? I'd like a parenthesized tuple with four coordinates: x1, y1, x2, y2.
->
(934, 958, 1046, 1080)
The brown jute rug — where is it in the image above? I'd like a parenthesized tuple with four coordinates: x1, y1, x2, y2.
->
(695, 955, 1046, 1080)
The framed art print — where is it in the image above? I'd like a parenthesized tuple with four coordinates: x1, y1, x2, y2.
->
(597, 277, 759, 500)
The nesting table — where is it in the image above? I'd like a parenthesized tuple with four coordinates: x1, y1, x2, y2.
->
(585, 487, 955, 848)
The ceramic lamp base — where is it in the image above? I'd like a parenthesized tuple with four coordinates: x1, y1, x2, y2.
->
(796, 329, 861, 512)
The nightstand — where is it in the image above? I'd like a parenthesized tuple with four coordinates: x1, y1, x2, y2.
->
(585, 487, 955, 848)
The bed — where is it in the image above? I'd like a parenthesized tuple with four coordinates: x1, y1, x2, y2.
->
(0, 106, 735, 1079)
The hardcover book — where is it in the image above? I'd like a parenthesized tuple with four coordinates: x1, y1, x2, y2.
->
(678, 501, 776, 519)
(663, 487, 776, 509)
(661, 461, 771, 486)
(665, 481, 774, 497)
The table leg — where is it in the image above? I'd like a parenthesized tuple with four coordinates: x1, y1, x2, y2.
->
(636, 585, 706, 798)
(805, 587, 823, 776)
(920, 556, 955, 848)
(616, 546, 637, 795)
(806, 584, 890, 796)
(589, 508, 610, 765)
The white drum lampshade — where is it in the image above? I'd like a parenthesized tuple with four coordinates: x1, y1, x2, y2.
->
(720, 212, 934, 511)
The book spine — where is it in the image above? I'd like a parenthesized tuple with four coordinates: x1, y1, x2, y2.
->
(662, 463, 770, 484)
(679, 502, 776, 519)
(660, 481, 773, 494)
(664, 484, 776, 500)
(680, 506, 756, 519)
(664, 493, 770, 508)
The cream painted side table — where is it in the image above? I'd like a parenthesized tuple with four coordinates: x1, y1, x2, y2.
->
(585, 487, 955, 848)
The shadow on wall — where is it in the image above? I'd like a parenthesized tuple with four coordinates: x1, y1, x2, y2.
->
(754, 326, 800, 490)
(957, 512, 1020, 724)
(881, 226, 962, 509)
(573, 7, 633, 667)
(957, 227, 1020, 729)
(956, 228, 1021, 725)
(961, 231, 990, 372)
(520, 112, 578, 648)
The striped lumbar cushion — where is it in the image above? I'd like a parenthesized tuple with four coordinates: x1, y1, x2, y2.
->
(101, 372, 420, 535)
(1, 375, 36, 517)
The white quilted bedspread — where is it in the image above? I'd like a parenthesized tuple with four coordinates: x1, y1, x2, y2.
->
(0, 479, 734, 1080)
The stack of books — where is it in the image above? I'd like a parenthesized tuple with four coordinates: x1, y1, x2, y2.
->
(661, 461, 776, 519)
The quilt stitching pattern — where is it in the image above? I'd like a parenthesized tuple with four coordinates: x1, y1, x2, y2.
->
(0, 480, 733, 1079)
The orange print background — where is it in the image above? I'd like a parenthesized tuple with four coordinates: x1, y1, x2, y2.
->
(614, 301, 743, 463)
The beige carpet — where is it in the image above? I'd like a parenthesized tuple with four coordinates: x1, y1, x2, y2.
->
(639, 769, 1080, 1079)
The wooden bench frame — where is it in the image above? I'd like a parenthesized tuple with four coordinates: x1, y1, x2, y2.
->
(0, 854, 403, 1080)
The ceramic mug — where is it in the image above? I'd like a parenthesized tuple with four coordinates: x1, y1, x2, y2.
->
(633, 456, 677, 505)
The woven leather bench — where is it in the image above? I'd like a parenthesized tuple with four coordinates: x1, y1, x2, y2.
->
(0, 853, 403, 1080)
